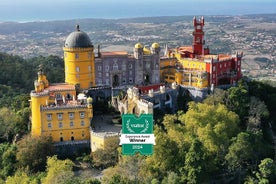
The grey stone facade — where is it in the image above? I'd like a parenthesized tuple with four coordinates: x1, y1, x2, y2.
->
(94, 44, 160, 88)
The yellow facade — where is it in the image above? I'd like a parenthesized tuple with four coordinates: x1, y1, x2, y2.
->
(39, 107, 91, 142)
(160, 56, 209, 88)
(63, 47, 95, 89)
(30, 93, 48, 137)
(30, 71, 93, 142)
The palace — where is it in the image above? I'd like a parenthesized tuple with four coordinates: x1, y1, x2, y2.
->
(160, 16, 242, 92)
(30, 17, 242, 153)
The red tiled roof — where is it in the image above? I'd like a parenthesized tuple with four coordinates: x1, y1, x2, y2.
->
(46, 83, 75, 91)
(179, 46, 193, 53)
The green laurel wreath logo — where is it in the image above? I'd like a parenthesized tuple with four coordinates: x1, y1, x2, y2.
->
(126, 119, 149, 133)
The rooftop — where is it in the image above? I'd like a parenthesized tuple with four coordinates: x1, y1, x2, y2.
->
(101, 51, 128, 57)
(46, 83, 75, 92)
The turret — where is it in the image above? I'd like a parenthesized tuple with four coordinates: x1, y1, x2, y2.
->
(34, 65, 49, 92)
(192, 16, 205, 55)
(63, 25, 95, 89)
(134, 43, 143, 59)
(150, 42, 160, 55)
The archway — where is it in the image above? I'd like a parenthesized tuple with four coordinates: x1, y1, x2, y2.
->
(144, 74, 150, 84)
(113, 74, 119, 87)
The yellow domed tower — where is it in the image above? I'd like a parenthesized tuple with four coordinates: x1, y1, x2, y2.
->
(63, 25, 95, 90)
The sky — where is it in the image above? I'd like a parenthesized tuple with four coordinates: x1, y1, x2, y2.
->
(0, 0, 275, 22)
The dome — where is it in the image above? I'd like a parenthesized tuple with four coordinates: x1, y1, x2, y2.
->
(151, 42, 160, 48)
(134, 43, 143, 49)
(64, 25, 92, 48)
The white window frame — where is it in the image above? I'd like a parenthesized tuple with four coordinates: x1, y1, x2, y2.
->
(80, 112, 85, 119)
(59, 122, 63, 128)
(69, 112, 74, 120)
(47, 114, 52, 121)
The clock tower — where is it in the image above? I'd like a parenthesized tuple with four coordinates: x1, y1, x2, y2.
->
(192, 16, 205, 55)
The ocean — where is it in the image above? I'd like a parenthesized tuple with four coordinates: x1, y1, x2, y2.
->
(0, 1, 275, 22)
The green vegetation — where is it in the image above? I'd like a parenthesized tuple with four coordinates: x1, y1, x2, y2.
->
(102, 80, 276, 183)
(0, 52, 276, 183)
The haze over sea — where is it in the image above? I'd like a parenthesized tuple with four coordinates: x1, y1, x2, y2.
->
(0, 0, 275, 22)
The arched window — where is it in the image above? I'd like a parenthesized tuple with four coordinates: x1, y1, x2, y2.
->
(113, 63, 118, 71)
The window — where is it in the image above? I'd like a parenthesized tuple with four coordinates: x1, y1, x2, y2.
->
(88, 65, 91, 71)
(213, 66, 216, 72)
(76, 66, 80, 72)
(106, 73, 109, 77)
(59, 122, 63, 128)
(47, 114, 52, 121)
(106, 79, 109, 85)
(80, 112, 85, 119)
(88, 52, 92, 58)
(64, 52, 67, 58)
(81, 120, 85, 126)
(98, 72, 102, 77)
(98, 79, 102, 85)
(82, 131, 85, 137)
(122, 64, 126, 71)
(69, 112, 74, 120)
(113, 63, 118, 70)
(75, 53, 79, 59)
(57, 113, 63, 120)
(129, 64, 132, 69)
(97, 66, 102, 71)
(70, 121, 74, 127)
(129, 71, 132, 75)
(105, 65, 109, 71)
(48, 122, 52, 128)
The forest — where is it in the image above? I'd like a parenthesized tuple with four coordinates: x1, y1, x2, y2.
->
(0, 52, 276, 183)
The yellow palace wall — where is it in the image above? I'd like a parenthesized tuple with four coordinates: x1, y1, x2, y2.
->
(63, 47, 95, 89)
(40, 107, 91, 142)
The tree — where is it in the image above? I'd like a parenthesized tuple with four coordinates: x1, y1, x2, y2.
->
(146, 127, 180, 179)
(180, 139, 206, 184)
(204, 88, 227, 105)
(255, 158, 276, 183)
(16, 135, 55, 172)
(180, 102, 239, 155)
(92, 136, 119, 168)
(102, 153, 147, 183)
(247, 96, 269, 132)
(161, 171, 180, 184)
(245, 158, 276, 184)
(226, 81, 250, 126)
(225, 132, 254, 172)
(5, 170, 31, 184)
(0, 107, 19, 142)
(42, 155, 75, 184)
(0, 144, 16, 179)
